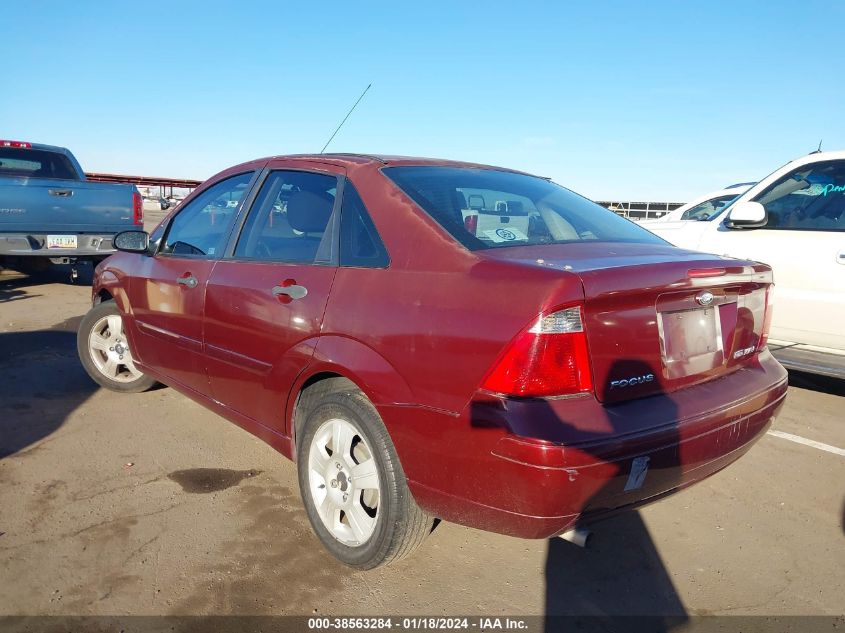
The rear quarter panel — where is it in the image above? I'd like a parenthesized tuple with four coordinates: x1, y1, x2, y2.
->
(319, 166, 586, 414)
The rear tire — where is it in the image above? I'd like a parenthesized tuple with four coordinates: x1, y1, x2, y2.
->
(77, 300, 157, 393)
(296, 381, 434, 569)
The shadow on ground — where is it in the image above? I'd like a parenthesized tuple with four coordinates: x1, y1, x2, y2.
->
(0, 317, 96, 459)
(539, 360, 688, 632)
(544, 513, 686, 631)
(0, 270, 39, 303)
(468, 358, 689, 630)
(0, 260, 96, 297)
(1, 261, 99, 457)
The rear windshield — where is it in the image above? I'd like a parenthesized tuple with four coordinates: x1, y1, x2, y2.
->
(383, 166, 665, 250)
(0, 148, 78, 180)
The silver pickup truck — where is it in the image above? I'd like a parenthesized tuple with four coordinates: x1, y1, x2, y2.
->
(0, 140, 142, 274)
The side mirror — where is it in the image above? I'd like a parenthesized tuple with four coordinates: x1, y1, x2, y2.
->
(725, 201, 767, 229)
(114, 230, 150, 254)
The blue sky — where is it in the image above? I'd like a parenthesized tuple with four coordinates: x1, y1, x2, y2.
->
(2, 1, 842, 200)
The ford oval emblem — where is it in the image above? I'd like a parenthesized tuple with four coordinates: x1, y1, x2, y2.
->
(696, 291, 714, 306)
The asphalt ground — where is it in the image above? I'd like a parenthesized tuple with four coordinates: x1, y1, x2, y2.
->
(0, 267, 842, 627)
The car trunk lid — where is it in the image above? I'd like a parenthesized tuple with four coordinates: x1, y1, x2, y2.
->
(479, 242, 773, 404)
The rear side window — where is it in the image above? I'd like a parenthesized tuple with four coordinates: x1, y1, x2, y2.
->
(340, 183, 389, 268)
(160, 172, 254, 258)
(0, 148, 77, 179)
(754, 160, 845, 231)
(383, 166, 665, 250)
(234, 170, 339, 264)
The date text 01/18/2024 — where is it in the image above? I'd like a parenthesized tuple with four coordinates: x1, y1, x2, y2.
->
(307, 617, 529, 630)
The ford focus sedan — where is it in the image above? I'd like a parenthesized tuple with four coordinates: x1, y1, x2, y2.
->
(77, 154, 788, 569)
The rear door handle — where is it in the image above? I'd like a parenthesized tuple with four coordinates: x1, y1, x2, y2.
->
(272, 284, 308, 300)
(837, 250, 845, 265)
(177, 275, 198, 289)
(48, 189, 73, 197)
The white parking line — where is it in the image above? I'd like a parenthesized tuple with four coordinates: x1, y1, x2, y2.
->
(766, 430, 845, 457)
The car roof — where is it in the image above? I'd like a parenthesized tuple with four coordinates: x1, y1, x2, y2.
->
(223, 153, 541, 178)
(757, 150, 845, 175)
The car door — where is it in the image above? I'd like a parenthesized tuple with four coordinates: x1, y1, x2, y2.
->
(699, 160, 845, 349)
(203, 166, 342, 432)
(128, 171, 257, 394)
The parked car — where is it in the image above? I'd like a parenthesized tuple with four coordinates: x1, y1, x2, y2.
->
(0, 140, 143, 274)
(642, 182, 754, 224)
(643, 151, 845, 378)
(77, 154, 787, 569)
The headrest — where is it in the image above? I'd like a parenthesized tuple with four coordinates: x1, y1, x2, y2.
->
(287, 190, 334, 233)
(452, 190, 468, 211)
(467, 194, 485, 210)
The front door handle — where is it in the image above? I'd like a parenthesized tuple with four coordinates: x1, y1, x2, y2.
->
(177, 275, 199, 289)
(837, 250, 845, 265)
(48, 189, 73, 197)
(272, 284, 308, 300)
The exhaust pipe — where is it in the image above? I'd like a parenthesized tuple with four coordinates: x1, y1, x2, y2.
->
(558, 526, 591, 548)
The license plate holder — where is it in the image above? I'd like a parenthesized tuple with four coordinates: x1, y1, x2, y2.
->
(46, 235, 78, 249)
(658, 306, 724, 379)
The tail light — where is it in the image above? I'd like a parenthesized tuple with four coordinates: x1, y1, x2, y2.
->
(464, 213, 478, 235)
(759, 285, 774, 351)
(481, 305, 593, 397)
(132, 191, 143, 225)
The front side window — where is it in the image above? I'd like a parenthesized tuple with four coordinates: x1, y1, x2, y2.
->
(160, 172, 254, 257)
(234, 170, 338, 264)
(383, 166, 665, 250)
(754, 160, 845, 231)
(681, 194, 740, 221)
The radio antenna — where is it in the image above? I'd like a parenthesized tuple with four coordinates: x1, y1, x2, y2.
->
(320, 83, 372, 154)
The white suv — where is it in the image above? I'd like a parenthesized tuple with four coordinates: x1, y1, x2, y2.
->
(644, 151, 845, 378)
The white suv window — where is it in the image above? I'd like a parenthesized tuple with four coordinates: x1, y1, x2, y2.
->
(755, 160, 845, 231)
(681, 194, 739, 221)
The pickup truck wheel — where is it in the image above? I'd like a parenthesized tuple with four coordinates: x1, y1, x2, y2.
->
(77, 300, 156, 393)
(296, 384, 434, 569)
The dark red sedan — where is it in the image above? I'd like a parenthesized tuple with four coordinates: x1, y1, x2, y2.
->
(77, 154, 787, 568)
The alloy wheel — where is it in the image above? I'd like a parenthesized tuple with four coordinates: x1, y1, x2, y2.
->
(87, 314, 143, 383)
(307, 417, 381, 546)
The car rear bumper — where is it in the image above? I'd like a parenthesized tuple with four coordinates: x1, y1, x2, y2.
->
(0, 233, 117, 257)
(385, 350, 788, 538)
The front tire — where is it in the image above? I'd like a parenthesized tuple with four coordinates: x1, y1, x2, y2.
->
(296, 382, 433, 569)
(77, 300, 157, 393)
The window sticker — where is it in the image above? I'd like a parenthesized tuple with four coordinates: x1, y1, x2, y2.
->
(793, 183, 827, 197)
(821, 183, 845, 196)
(483, 227, 528, 243)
